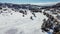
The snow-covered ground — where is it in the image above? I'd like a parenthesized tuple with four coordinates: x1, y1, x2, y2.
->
(0, 9, 48, 34)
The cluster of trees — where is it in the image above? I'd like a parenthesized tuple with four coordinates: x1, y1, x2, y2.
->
(41, 11, 60, 34)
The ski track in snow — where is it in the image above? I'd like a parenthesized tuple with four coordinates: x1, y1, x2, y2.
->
(0, 10, 48, 34)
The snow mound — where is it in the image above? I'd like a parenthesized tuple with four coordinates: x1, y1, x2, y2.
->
(0, 9, 48, 34)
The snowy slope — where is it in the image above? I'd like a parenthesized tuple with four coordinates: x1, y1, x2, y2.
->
(0, 9, 48, 34)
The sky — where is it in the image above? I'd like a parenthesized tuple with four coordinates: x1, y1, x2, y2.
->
(0, 0, 60, 5)
(0, 0, 60, 3)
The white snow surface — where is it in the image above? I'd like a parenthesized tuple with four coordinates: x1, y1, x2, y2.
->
(0, 10, 48, 34)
